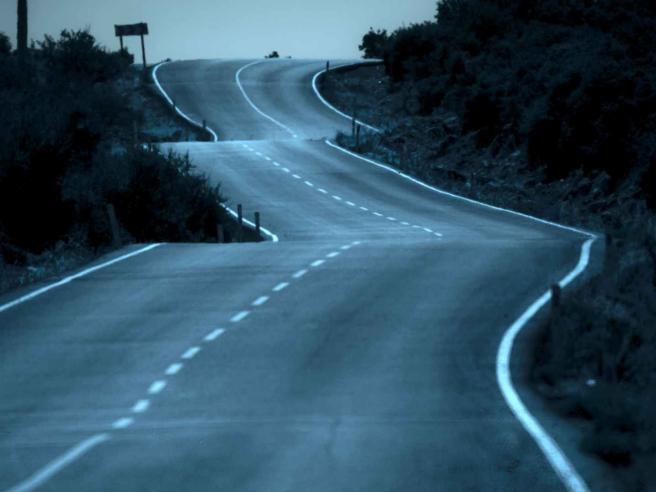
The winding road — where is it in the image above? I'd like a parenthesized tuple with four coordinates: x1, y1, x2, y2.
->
(0, 58, 594, 491)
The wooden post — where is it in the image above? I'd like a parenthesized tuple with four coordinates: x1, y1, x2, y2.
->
(326, 61, 330, 73)
(551, 284, 561, 309)
(202, 119, 207, 130)
(216, 224, 224, 243)
(352, 116, 356, 138)
(355, 123, 361, 148)
(106, 204, 122, 248)
(119, 35, 124, 51)
(140, 33, 147, 72)
(254, 212, 261, 241)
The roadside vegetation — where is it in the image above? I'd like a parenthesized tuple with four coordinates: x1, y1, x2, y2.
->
(320, 1, 656, 488)
(0, 29, 239, 294)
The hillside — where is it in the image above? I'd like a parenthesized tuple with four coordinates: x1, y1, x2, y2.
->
(319, 1, 656, 489)
(0, 30, 250, 293)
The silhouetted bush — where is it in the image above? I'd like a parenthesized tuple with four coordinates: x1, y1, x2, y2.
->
(377, 0, 656, 185)
(0, 33, 10, 56)
(0, 29, 228, 265)
(38, 29, 133, 83)
(265, 51, 280, 59)
(359, 28, 388, 59)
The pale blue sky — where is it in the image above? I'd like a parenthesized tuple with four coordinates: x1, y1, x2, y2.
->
(0, 0, 436, 61)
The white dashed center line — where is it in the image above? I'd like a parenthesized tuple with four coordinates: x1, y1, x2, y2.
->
(310, 259, 325, 268)
(273, 161, 280, 167)
(204, 328, 225, 342)
(112, 418, 134, 430)
(332, 195, 342, 201)
(304, 181, 314, 187)
(132, 400, 150, 414)
(401, 221, 410, 226)
(264, 156, 271, 161)
(273, 282, 289, 292)
(326, 251, 340, 258)
(282, 168, 291, 173)
(230, 311, 250, 323)
(293, 269, 308, 279)
(387, 217, 397, 221)
(165, 363, 183, 375)
(340, 245, 352, 251)
(346, 201, 356, 207)
(181, 347, 201, 360)
(318, 188, 327, 194)
(148, 381, 167, 395)
(373, 212, 383, 217)
(292, 174, 301, 179)
(252, 296, 270, 306)
(359, 206, 369, 211)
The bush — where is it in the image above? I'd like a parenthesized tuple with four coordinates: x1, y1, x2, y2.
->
(0, 28, 228, 265)
(38, 29, 132, 83)
(359, 28, 388, 59)
(0, 32, 10, 55)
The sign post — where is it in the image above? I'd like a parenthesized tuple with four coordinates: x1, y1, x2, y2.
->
(114, 23, 149, 72)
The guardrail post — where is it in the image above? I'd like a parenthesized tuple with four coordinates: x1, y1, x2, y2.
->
(352, 115, 356, 137)
(326, 60, 330, 73)
(216, 224, 224, 243)
(254, 212, 261, 241)
(355, 123, 361, 148)
(106, 203, 122, 248)
(202, 119, 207, 130)
(550, 284, 561, 309)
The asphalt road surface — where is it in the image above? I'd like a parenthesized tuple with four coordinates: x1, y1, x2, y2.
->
(0, 59, 591, 491)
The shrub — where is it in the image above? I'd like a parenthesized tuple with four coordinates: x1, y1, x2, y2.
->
(359, 28, 388, 59)
(38, 29, 132, 83)
(0, 32, 10, 55)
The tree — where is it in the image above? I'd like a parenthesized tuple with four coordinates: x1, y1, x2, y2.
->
(17, 0, 27, 55)
(265, 51, 280, 59)
(358, 28, 388, 59)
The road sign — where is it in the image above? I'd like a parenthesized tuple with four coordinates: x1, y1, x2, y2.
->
(114, 23, 149, 72)
(114, 23, 148, 37)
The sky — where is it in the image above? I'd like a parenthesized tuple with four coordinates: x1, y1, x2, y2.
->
(0, 0, 436, 61)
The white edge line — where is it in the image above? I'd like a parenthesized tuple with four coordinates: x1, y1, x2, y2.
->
(323, 108, 598, 490)
(7, 433, 111, 492)
(325, 140, 596, 239)
(0, 244, 162, 314)
(153, 61, 280, 244)
(235, 60, 298, 138)
(152, 62, 219, 142)
(311, 62, 382, 133)
(222, 205, 279, 243)
(496, 239, 594, 492)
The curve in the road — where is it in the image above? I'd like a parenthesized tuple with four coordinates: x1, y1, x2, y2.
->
(155, 58, 597, 492)
(3, 56, 594, 491)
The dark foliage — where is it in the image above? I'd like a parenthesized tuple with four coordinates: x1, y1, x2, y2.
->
(0, 29, 227, 266)
(0, 33, 10, 55)
(358, 28, 388, 59)
(380, 0, 656, 190)
(265, 51, 280, 59)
